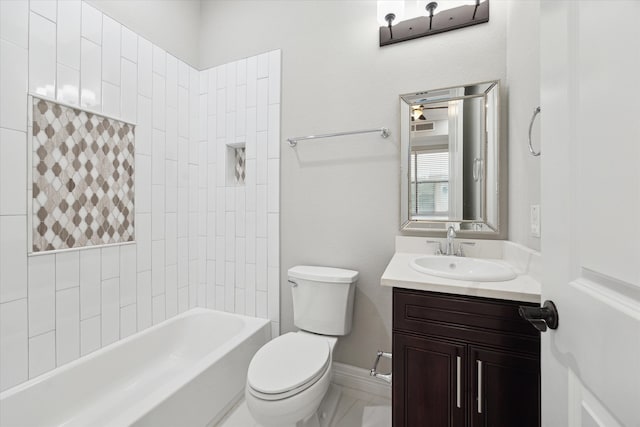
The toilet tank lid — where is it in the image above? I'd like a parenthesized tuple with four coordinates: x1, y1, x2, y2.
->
(288, 265, 359, 283)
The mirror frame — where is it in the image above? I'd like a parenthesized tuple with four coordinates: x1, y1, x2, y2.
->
(399, 80, 507, 239)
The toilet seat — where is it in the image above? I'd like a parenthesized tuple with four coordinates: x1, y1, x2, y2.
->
(247, 333, 331, 401)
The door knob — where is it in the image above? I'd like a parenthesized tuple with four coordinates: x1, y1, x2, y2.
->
(518, 300, 559, 332)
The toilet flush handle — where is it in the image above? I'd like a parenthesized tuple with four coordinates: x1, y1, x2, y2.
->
(287, 279, 298, 287)
(370, 351, 392, 384)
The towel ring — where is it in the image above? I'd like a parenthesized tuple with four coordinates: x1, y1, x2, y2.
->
(528, 106, 541, 157)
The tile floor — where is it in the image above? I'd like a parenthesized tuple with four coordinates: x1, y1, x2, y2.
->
(217, 385, 391, 427)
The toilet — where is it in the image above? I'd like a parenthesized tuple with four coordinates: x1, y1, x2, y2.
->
(245, 265, 358, 427)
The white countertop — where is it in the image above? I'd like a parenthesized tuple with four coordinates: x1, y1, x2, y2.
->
(381, 252, 541, 303)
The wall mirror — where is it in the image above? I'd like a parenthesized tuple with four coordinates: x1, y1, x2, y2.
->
(400, 80, 506, 238)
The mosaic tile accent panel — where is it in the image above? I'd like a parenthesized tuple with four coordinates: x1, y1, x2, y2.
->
(31, 97, 135, 252)
(234, 147, 246, 184)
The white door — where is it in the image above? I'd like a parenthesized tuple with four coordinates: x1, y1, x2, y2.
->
(540, 1, 640, 426)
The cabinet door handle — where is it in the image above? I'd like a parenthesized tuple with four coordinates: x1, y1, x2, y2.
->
(456, 356, 461, 408)
(477, 360, 483, 414)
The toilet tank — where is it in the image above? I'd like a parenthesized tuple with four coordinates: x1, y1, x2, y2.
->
(288, 265, 358, 336)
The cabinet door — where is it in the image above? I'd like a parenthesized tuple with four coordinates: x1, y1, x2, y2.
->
(393, 333, 466, 427)
(470, 346, 540, 427)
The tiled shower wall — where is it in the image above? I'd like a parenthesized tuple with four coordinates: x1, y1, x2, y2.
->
(0, 0, 280, 392)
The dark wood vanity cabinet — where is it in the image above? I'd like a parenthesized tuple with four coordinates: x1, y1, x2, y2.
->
(392, 288, 541, 427)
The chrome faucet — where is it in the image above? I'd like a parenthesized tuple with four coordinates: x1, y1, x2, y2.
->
(445, 225, 456, 256)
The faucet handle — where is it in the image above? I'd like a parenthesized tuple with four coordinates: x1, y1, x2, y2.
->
(456, 242, 476, 257)
(426, 240, 443, 255)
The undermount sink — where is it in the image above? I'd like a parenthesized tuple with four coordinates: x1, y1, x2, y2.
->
(409, 255, 517, 282)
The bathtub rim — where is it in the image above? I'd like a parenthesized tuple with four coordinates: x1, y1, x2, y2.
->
(0, 308, 271, 424)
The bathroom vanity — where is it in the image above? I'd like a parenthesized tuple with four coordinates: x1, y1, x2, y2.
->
(381, 238, 542, 427)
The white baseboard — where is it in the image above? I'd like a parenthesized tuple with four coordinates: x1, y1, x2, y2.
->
(331, 362, 391, 400)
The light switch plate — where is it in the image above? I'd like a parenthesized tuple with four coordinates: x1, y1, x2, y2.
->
(530, 205, 541, 237)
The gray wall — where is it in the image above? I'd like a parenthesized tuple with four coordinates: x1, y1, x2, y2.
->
(87, 0, 202, 67)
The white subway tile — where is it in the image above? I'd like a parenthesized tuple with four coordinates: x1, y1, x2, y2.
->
(102, 15, 121, 85)
(225, 261, 235, 311)
(214, 285, 224, 311)
(102, 81, 120, 117)
(165, 213, 177, 265)
(206, 260, 216, 308)
(236, 86, 246, 138)
(152, 129, 166, 185)
(178, 87, 189, 137)
(216, 65, 226, 89)
(256, 185, 267, 237)
(166, 161, 178, 212)
(235, 238, 245, 289)
(55, 251, 79, 290)
(56, 0, 81, 69)
(245, 212, 256, 264)
(236, 58, 247, 85)
(245, 264, 256, 317)
(120, 304, 137, 339)
(177, 237, 188, 287)
(166, 54, 178, 108)
(0, 40, 27, 131)
(189, 285, 197, 309)
(199, 94, 208, 141)
(121, 58, 138, 123)
(216, 187, 226, 233)
(30, 0, 56, 22)
(257, 53, 269, 79)
(151, 240, 165, 296)
(121, 26, 138, 63)
(271, 321, 280, 339)
(216, 90, 226, 138)
(29, 331, 55, 379)
(28, 255, 55, 336)
(136, 213, 152, 272)
(55, 287, 80, 365)
(225, 213, 235, 261)
(267, 159, 280, 213)
(234, 288, 245, 315)
(256, 290, 267, 318)
(165, 264, 178, 317)
(256, 238, 267, 291)
(152, 74, 166, 130)
(80, 38, 102, 110)
(0, 129, 27, 215)
(136, 155, 151, 213)
(256, 79, 268, 132)
(246, 56, 257, 108)
(207, 68, 217, 114)
(0, 216, 27, 303)
(268, 50, 281, 104)
(101, 277, 119, 345)
(166, 107, 178, 160)
(215, 237, 225, 286)
(178, 61, 189, 88)
(101, 246, 120, 280)
(152, 45, 166, 76)
(267, 104, 280, 159)
(267, 214, 279, 268)
(198, 283, 206, 307)
(256, 131, 268, 184)
(267, 267, 279, 322)
(0, 299, 28, 391)
(225, 112, 236, 146)
(178, 287, 189, 313)
(245, 163, 256, 209)
(81, 2, 102, 45)
(80, 315, 100, 356)
(136, 270, 152, 330)
(152, 294, 166, 324)
(137, 38, 152, 97)
(0, 0, 28, 49)
(29, 12, 55, 98)
(56, 63, 80, 106)
(136, 97, 152, 155)
(152, 186, 165, 240)
(199, 69, 208, 94)
(119, 244, 137, 307)
(79, 248, 101, 319)
(189, 259, 198, 286)
(226, 62, 237, 112)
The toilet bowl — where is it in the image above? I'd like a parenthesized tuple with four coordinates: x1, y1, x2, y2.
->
(245, 266, 358, 427)
(245, 332, 337, 427)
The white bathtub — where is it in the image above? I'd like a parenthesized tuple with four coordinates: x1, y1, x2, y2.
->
(0, 308, 271, 427)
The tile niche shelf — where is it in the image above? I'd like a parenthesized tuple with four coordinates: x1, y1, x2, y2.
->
(226, 141, 246, 186)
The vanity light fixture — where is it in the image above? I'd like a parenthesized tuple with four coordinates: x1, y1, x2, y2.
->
(379, 0, 490, 47)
